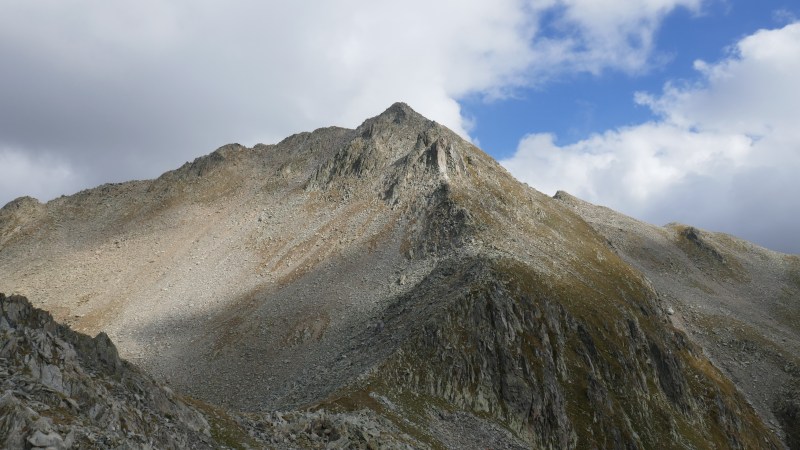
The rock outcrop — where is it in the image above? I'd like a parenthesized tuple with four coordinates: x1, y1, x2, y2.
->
(0, 293, 213, 449)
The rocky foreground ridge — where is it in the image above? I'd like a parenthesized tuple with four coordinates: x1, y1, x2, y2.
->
(0, 293, 213, 448)
(1, 103, 798, 448)
(0, 293, 422, 449)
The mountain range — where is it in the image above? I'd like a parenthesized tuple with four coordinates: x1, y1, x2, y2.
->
(1, 103, 798, 449)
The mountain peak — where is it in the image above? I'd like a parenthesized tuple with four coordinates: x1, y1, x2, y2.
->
(308, 102, 472, 195)
(377, 101, 420, 122)
(355, 102, 432, 136)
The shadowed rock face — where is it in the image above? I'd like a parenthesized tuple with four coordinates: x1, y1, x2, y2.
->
(327, 258, 781, 449)
(0, 103, 794, 448)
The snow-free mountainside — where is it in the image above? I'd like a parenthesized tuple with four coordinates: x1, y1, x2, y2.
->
(1, 103, 798, 449)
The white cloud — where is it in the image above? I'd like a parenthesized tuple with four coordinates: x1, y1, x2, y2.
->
(544, 0, 704, 74)
(502, 22, 800, 253)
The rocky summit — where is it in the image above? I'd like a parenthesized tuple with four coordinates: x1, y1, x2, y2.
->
(1, 102, 798, 449)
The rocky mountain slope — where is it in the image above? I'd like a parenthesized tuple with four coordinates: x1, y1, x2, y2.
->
(554, 191, 800, 448)
(0, 103, 796, 448)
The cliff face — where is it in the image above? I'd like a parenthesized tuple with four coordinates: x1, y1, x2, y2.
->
(0, 103, 795, 448)
(315, 254, 780, 448)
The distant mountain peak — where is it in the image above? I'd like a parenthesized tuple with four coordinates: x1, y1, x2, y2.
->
(355, 102, 433, 138)
(375, 101, 421, 122)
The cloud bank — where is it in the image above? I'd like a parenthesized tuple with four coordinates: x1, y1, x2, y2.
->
(502, 22, 800, 253)
(0, 0, 699, 204)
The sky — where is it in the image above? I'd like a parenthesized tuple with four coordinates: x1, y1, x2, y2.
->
(1, 1, 798, 254)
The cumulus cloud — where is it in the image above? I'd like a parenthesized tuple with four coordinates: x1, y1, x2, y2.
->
(532, 0, 704, 75)
(0, 0, 699, 206)
(502, 22, 800, 253)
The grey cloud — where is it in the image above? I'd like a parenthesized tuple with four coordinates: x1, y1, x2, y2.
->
(637, 168, 800, 254)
